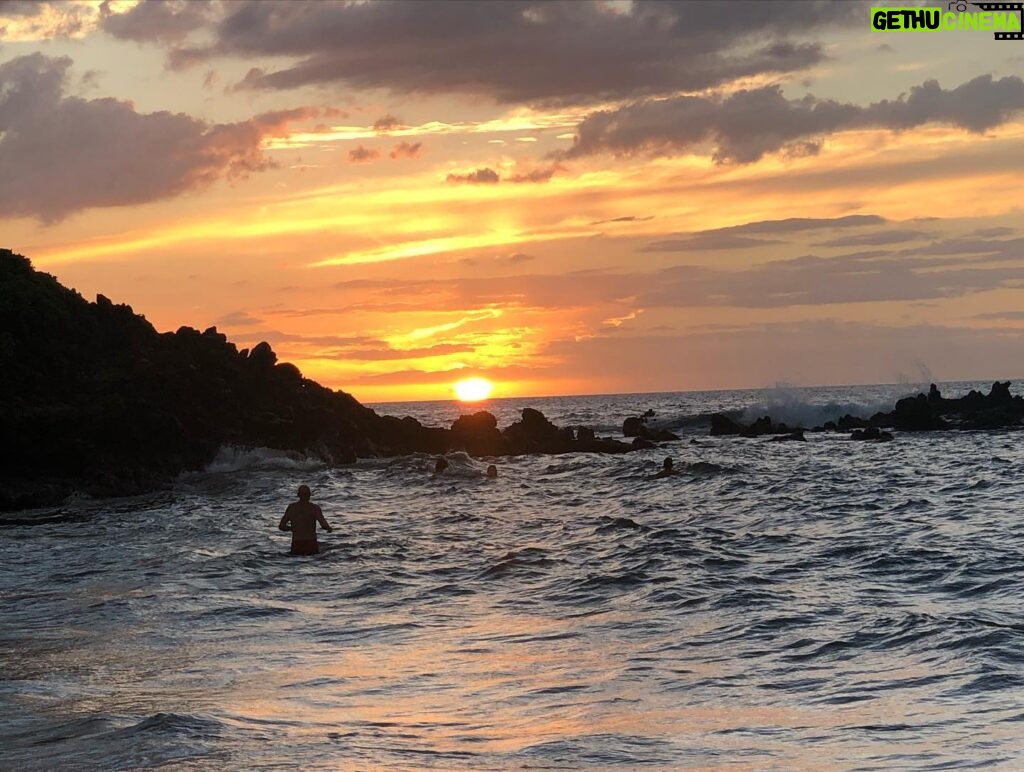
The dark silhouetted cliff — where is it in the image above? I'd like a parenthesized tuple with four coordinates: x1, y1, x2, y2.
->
(0, 250, 637, 509)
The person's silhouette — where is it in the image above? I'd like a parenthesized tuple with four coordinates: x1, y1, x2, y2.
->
(652, 457, 677, 479)
(279, 485, 333, 555)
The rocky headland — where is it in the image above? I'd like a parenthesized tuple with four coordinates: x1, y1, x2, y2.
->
(0, 251, 638, 509)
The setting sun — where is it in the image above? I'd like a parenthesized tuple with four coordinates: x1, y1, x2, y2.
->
(453, 377, 494, 402)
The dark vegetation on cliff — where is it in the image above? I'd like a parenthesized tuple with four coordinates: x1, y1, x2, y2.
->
(0, 251, 635, 509)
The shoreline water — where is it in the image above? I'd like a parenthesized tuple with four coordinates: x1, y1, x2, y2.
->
(4, 385, 1024, 769)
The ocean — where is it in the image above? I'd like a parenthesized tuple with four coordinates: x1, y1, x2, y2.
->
(3, 382, 1024, 770)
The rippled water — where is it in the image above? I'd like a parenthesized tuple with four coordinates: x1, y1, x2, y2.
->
(4, 383, 1024, 769)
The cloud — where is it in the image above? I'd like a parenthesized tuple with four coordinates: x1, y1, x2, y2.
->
(0, 1, 96, 41)
(591, 215, 655, 225)
(348, 145, 380, 163)
(507, 163, 564, 184)
(564, 75, 1024, 162)
(814, 229, 927, 247)
(446, 167, 500, 185)
(214, 310, 263, 327)
(642, 233, 777, 251)
(508, 252, 535, 264)
(973, 310, 1024, 320)
(0, 53, 317, 222)
(170, 0, 863, 104)
(372, 114, 403, 133)
(445, 164, 561, 185)
(329, 235, 1024, 312)
(643, 214, 887, 251)
(389, 140, 422, 159)
(100, 0, 216, 44)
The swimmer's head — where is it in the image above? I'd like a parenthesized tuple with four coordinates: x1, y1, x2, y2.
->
(297, 484, 311, 501)
(663, 457, 673, 470)
(434, 457, 449, 473)
(486, 464, 498, 478)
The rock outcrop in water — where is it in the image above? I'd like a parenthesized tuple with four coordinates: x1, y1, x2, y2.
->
(0, 251, 634, 509)
(708, 381, 1024, 440)
(622, 412, 678, 442)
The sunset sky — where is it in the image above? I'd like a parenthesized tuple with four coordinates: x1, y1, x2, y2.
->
(3, 0, 1024, 402)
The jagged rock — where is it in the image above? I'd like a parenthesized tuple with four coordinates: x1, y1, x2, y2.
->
(710, 414, 742, 435)
(623, 413, 678, 442)
(851, 427, 893, 441)
(449, 411, 506, 456)
(632, 437, 657, 449)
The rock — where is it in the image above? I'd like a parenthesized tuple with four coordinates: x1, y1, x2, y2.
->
(710, 414, 742, 436)
(928, 383, 943, 402)
(771, 429, 806, 442)
(623, 413, 679, 442)
(622, 416, 646, 437)
(450, 411, 506, 456)
(632, 437, 657, 449)
(850, 427, 893, 441)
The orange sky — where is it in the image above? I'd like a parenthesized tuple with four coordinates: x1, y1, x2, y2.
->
(3, 1, 1024, 402)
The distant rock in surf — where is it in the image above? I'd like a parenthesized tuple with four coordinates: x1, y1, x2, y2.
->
(710, 381, 1024, 440)
(622, 413, 678, 442)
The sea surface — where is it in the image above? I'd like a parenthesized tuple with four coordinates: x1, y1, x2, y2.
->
(3, 382, 1024, 770)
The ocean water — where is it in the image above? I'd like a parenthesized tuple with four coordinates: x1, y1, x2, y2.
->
(3, 382, 1024, 770)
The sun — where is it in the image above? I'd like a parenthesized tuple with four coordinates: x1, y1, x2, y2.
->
(453, 377, 494, 402)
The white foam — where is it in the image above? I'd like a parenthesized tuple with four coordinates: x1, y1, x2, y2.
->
(202, 446, 325, 474)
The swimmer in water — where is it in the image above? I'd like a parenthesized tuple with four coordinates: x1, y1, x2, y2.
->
(278, 485, 333, 555)
(486, 464, 498, 478)
(652, 457, 677, 479)
(434, 456, 450, 475)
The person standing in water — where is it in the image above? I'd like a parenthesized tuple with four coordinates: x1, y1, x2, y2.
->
(279, 485, 333, 555)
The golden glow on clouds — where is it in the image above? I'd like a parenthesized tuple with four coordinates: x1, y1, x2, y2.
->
(264, 109, 590, 149)
(0, 0, 138, 41)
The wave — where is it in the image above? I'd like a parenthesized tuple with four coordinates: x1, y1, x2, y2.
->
(199, 446, 326, 474)
(739, 388, 903, 428)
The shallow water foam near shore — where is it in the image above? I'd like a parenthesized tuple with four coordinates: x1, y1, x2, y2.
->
(3, 384, 1024, 769)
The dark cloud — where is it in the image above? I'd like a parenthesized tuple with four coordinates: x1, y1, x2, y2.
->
(168, 0, 863, 104)
(445, 164, 560, 185)
(330, 244, 1024, 312)
(446, 167, 500, 185)
(390, 140, 422, 159)
(0, 54, 317, 222)
(973, 311, 1024, 320)
(507, 164, 564, 184)
(591, 215, 655, 225)
(642, 233, 777, 251)
(564, 75, 1024, 162)
(372, 114, 403, 133)
(814, 229, 927, 247)
(713, 215, 886, 234)
(348, 145, 380, 163)
(100, 0, 216, 44)
(642, 214, 887, 251)
(969, 227, 1016, 238)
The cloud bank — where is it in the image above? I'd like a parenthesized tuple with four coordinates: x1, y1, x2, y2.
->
(0, 53, 314, 221)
